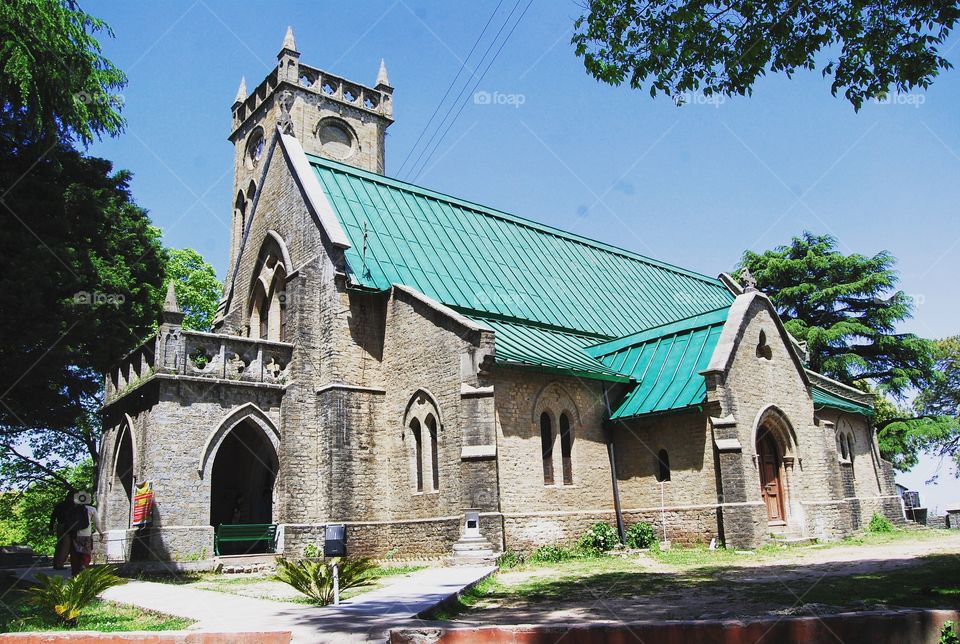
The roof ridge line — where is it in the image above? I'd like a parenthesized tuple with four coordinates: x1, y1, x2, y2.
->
(585, 305, 731, 355)
(306, 153, 725, 287)
(456, 307, 613, 340)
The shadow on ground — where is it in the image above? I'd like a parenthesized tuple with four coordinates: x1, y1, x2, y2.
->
(449, 553, 960, 625)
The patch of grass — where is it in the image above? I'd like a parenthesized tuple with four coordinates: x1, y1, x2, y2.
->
(370, 563, 427, 577)
(431, 576, 499, 620)
(2, 598, 192, 633)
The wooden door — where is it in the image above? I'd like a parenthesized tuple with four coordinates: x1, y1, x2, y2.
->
(758, 433, 786, 524)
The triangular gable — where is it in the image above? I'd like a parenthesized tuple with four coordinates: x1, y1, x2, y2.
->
(702, 291, 810, 386)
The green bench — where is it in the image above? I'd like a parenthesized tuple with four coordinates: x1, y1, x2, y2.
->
(214, 523, 277, 556)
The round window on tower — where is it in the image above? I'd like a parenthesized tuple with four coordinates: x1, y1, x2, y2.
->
(315, 117, 357, 161)
(245, 127, 265, 169)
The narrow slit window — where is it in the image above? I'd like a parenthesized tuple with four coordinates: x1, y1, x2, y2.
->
(427, 415, 439, 491)
(540, 412, 554, 485)
(559, 413, 573, 485)
(655, 449, 671, 482)
(411, 418, 423, 492)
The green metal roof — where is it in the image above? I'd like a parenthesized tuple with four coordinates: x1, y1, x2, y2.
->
(309, 155, 735, 344)
(812, 386, 874, 417)
(587, 307, 730, 419)
(468, 316, 630, 382)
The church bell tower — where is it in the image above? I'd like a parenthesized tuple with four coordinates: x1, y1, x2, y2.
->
(225, 26, 394, 272)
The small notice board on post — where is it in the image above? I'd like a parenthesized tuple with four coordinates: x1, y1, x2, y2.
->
(132, 481, 155, 526)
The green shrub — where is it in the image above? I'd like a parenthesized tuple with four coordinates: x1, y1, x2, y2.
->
(625, 522, 657, 549)
(868, 512, 895, 533)
(24, 566, 125, 624)
(274, 556, 376, 605)
(530, 544, 574, 563)
(302, 543, 320, 559)
(941, 621, 959, 644)
(496, 551, 525, 569)
(576, 522, 620, 554)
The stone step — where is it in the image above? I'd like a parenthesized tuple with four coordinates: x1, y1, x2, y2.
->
(445, 553, 498, 567)
(215, 553, 279, 574)
(768, 535, 817, 546)
(452, 541, 494, 553)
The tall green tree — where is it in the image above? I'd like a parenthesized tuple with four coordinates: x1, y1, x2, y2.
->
(737, 232, 934, 396)
(0, 2, 161, 491)
(161, 249, 222, 332)
(1, 0, 126, 144)
(573, 1, 960, 110)
(878, 337, 960, 478)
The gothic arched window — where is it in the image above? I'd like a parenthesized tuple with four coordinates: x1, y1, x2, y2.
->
(559, 413, 573, 485)
(403, 391, 442, 494)
(540, 412, 554, 485)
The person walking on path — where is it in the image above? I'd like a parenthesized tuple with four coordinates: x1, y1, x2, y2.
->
(48, 490, 75, 570)
(68, 491, 103, 576)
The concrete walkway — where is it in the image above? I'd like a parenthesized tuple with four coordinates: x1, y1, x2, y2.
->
(98, 565, 493, 643)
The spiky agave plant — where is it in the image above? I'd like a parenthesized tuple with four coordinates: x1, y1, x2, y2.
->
(274, 556, 376, 605)
(24, 567, 126, 624)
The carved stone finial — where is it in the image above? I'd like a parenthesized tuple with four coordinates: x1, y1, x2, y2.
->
(376, 58, 390, 87)
(276, 90, 295, 136)
(281, 26, 297, 52)
(164, 281, 180, 313)
(740, 267, 758, 292)
(161, 282, 185, 326)
(234, 76, 247, 105)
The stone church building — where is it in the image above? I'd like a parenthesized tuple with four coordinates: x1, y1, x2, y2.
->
(98, 29, 902, 563)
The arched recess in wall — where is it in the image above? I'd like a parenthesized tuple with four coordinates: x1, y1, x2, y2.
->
(246, 233, 292, 342)
(402, 389, 443, 493)
(530, 381, 581, 427)
(197, 403, 281, 479)
(531, 382, 580, 486)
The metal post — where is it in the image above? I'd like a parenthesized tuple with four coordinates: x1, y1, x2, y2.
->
(332, 561, 340, 606)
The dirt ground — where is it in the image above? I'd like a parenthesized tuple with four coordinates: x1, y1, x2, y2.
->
(454, 530, 960, 624)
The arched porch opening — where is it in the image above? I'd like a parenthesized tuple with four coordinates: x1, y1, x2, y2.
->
(107, 424, 135, 528)
(209, 419, 278, 554)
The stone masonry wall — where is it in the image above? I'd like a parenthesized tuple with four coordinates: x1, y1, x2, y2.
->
(494, 370, 615, 550)
(614, 409, 722, 544)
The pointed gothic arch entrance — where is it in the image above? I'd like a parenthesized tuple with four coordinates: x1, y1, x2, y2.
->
(757, 430, 786, 524)
(754, 406, 797, 527)
(209, 419, 278, 553)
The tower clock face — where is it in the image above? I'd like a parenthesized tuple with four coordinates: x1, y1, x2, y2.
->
(317, 118, 356, 160)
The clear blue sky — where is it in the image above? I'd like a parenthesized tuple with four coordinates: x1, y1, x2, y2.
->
(86, 1, 959, 510)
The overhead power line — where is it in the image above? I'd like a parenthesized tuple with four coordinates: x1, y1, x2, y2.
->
(396, 0, 506, 178)
(408, 0, 535, 182)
